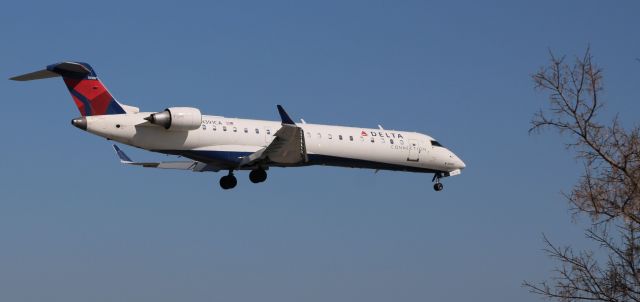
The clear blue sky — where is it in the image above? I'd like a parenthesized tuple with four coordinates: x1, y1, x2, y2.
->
(1, 1, 639, 301)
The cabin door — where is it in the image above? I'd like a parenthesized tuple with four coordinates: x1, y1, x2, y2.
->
(407, 139, 420, 162)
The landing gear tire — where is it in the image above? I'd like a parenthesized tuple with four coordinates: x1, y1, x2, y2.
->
(432, 172, 444, 192)
(220, 173, 237, 190)
(249, 169, 267, 183)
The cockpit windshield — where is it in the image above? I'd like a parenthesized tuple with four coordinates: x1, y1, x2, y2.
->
(431, 140, 444, 147)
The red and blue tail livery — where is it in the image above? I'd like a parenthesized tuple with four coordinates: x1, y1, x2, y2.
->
(10, 61, 128, 116)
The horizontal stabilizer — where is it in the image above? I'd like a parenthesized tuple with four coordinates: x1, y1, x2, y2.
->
(10, 62, 95, 81)
(46, 62, 95, 78)
(10, 69, 59, 81)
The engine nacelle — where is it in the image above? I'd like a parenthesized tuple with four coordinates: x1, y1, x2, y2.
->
(144, 107, 202, 131)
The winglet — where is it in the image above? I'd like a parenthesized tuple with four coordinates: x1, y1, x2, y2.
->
(277, 105, 296, 125)
(112, 144, 133, 163)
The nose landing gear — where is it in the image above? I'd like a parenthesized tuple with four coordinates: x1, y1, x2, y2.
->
(219, 171, 237, 190)
(432, 173, 444, 191)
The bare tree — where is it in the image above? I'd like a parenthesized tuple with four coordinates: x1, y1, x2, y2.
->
(523, 47, 640, 301)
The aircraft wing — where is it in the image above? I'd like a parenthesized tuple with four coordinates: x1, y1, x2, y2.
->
(112, 145, 220, 172)
(239, 105, 308, 167)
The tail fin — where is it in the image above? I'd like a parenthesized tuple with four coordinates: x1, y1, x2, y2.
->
(10, 62, 137, 116)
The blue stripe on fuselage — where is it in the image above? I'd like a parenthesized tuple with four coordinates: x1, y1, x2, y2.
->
(155, 150, 441, 173)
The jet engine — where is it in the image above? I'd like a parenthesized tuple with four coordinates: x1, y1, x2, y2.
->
(145, 107, 202, 131)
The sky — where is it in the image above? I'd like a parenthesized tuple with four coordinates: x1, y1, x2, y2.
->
(1, 1, 639, 301)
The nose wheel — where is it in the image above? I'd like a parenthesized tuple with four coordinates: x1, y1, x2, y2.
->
(219, 171, 237, 190)
(432, 173, 444, 191)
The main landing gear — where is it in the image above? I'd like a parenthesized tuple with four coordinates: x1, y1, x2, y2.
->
(432, 173, 444, 192)
(219, 169, 268, 189)
(219, 171, 237, 190)
(249, 169, 267, 183)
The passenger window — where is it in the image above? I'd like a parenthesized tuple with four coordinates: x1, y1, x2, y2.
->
(202, 125, 206, 130)
(255, 128, 259, 134)
(390, 138, 394, 144)
(212, 125, 217, 131)
(317, 133, 322, 139)
(233, 127, 237, 132)
(328, 134, 333, 139)
(266, 129, 271, 135)
(370, 137, 375, 143)
(223, 126, 227, 131)
(339, 135, 343, 140)
(349, 136, 354, 141)
(244, 128, 248, 133)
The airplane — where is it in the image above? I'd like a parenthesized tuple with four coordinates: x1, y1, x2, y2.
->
(11, 61, 466, 191)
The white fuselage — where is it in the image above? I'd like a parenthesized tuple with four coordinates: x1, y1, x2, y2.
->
(82, 113, 466, 174)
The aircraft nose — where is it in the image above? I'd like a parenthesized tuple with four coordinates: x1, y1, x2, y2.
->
(71, 117, 87, 131)
(456, 158, 466, 169)
(449, 152, 466, 170)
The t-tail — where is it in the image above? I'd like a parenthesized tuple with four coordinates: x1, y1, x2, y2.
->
(10, 62, 138, 116)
